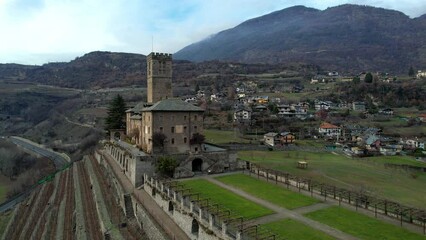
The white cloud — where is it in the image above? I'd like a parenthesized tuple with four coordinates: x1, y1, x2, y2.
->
(0, 0, 425, 64)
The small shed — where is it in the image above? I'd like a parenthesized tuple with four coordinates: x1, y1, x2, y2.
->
(297, 161, 308, 169)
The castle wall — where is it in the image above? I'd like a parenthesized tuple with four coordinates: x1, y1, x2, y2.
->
(144, 175, 245, 240)
(94, 151, 169, 240)
(104, 142, 155, 187)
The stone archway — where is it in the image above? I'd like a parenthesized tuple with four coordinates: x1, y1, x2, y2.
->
(191, 219, 199, 235)
(192, 158, 203, 172)
(168, 201, 174, 212)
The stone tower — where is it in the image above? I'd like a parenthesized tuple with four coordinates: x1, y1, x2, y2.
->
(147, 52, 173, 103)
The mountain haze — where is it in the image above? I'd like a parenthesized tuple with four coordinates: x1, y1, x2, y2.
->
(175, 4, 426, 73)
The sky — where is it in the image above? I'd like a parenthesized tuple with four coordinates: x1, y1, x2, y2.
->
(0, 0, 425, 65)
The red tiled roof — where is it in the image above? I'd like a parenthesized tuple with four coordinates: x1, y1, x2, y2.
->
(320, 122, 339, 129)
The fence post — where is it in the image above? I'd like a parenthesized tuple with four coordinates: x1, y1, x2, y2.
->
(384, 200, 387, 215)
(375, 204, 377, 218)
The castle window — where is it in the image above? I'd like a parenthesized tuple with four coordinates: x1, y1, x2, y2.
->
(171, 127, 175, 133)
(184, 126, 187, 131)
(184, 137, 187, 143)
(160, 127, 163, 132)
(184, 115, 187, 121)
(194, 115, 198, 121)
(194, 126, 197, 132)
(171, 138, 175, 144)
(148, 127, 150, 134)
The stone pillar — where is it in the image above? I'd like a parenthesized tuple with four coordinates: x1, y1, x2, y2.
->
(236, 231, 242, 240)
(181, 196, 185, 208)
(199, 208, 203, 220)
(209, 214, 214, 228)
(190, 201, 194, 213)
(222, 222, 227, 236)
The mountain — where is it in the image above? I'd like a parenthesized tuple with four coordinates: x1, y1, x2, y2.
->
(175, 4, 426, 73)
(1, 51, 301, 89)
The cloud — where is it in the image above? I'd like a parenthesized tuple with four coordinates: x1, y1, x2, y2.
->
(0, 0, 425, 64)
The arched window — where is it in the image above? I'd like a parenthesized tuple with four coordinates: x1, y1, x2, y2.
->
(152, 188, 156, 196)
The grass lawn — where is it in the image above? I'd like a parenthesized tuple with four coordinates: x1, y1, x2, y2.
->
(263, 219, 336, 240)
(305, 207, 426, 240)
(216, 174, 318, 209)
(180, 179, 274, 219)
(204, 129, 251, 144)
(238, 150, 426, 209)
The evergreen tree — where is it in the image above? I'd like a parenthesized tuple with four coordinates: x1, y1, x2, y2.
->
(364, 72, 373, 83)
(352, 76, 361, 84)
(408, 66, 415, 77)
(105, 94, 126, 132)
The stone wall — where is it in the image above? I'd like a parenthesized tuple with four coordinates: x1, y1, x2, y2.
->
(144, 175, 252, 240)
(94, 151, 169, 240)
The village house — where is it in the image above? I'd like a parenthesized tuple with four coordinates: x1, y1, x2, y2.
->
(234, 108, 252, 123)
(263, 132, 296, 146)
(264, 132, 279, 146)
(352, 101, 366, 111)
(315, 100, 333, 111)
(418, 113, 426, 123)
(417, 70, 426, 79)
(318, 122, 341, 138)
(277, 103, 308, 119)
(280, 132, 296, 144)
(378, 108, 394, 115)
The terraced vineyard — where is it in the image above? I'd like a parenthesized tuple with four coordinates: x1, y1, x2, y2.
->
(0, 157, 145, 239)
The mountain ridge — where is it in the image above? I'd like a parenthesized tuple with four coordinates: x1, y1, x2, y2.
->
(175, 4, 426, 73)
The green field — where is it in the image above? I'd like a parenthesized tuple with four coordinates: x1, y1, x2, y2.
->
(216, 174, 319, 209)
(263, 219, 336, 240)
(204, 129, 251, 144)
(180, 179, 274, 219)
(305, 207, 426, 240)
(239, 150, 426, 209)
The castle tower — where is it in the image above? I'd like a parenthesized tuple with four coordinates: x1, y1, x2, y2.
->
(147, 52, 173, 103)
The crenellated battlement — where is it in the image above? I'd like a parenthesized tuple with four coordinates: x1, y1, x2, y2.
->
(148, 52, 172, 60)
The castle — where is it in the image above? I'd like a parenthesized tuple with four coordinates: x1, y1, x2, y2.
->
(105, 53, 238, 186)
(126, 53, 204, 154)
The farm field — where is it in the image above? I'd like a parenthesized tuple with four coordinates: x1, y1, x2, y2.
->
(180, 179, 274, 219)
(305, 206, 426, 240)
(263, 219, 336, 240)
(239, 150, 426, 209)
(216, 174, 319, 209)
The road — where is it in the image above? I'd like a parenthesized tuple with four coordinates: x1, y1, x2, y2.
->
(0, 136, 70, 213)
(9, 136, 70, 169)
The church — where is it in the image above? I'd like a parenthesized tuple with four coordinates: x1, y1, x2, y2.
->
(105, 52, 239, 186)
